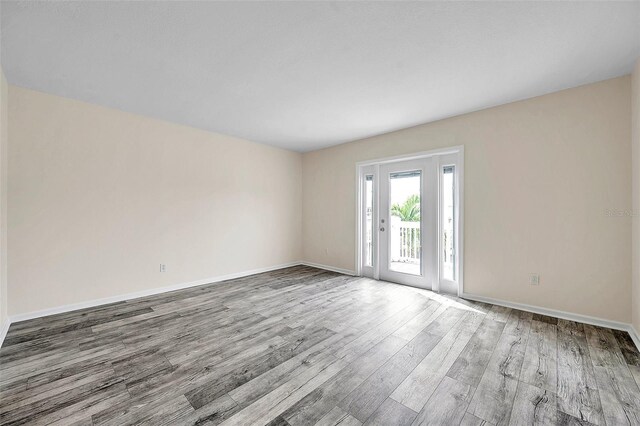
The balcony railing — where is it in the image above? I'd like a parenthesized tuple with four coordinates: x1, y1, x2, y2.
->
(391, 219, 420, 263)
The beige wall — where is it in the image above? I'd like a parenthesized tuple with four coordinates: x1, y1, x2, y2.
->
(0, 69, 7, 329)
(633, 59, 640, 332)
(8, 86, 302, 316)
(4, 75, 635, 324)
(302, 76, 632, 323)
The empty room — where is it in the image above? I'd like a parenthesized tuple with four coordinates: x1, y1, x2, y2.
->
(1, 1, 640, 425)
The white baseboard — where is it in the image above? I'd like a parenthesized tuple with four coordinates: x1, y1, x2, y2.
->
(462, 293, 640, 351)
(303, 267, 640, 351)
(461, 292, 629, 331)
(299, 261, 356, 276)
(4, 263, 639, 354)
(8, 261, 302, 326)
(629, 325, 640, 352)
(0, 318, 9, 349)
(0, 260, 352, 348)
(1, 260, 348, 347)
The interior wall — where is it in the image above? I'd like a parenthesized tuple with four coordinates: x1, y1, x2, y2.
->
(8, 86, 302, 317)
(0, 68, 8, 330)
(5, 74, 635, 325)
(302, 76, 632, 323)
(633, 59, 640, 333)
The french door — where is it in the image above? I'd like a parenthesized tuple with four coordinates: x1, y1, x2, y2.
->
(358, 150, 462, 294)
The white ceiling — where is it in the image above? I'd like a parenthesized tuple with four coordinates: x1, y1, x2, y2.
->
(1, 1, 639, 152)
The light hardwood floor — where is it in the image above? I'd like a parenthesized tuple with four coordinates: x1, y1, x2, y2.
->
(1, 266, 639, 425)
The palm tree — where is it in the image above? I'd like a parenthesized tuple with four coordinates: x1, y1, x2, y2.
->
(391, 194, 420, 222)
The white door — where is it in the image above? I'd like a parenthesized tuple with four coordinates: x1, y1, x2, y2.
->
(379, 158, 436, 289)
(358, 150, 462, 294)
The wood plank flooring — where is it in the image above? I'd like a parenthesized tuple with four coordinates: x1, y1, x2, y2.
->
(1, 265, 639, 425)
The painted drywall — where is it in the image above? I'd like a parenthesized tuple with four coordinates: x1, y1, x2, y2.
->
(633, 59, 640, 333)
(8, 86, 302, 316)
(302, 76, 632, 323)
(0, 68, 7, 331)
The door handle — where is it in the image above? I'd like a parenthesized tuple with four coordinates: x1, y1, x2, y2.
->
(380, 227, 385, 231)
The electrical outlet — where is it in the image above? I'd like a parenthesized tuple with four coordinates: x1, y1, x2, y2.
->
(160, 264, 166, 273)
(529, 273, 540, 286)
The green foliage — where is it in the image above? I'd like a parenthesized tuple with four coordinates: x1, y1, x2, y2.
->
(391, 194, 420, 222)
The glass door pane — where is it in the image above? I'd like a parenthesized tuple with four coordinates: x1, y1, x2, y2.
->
(364, 175, 374, 267)
(389, 170, 421, 276)
(442, 165, 456, 281)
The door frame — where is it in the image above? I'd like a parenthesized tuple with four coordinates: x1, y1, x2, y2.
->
(355, 146, 465, 296)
